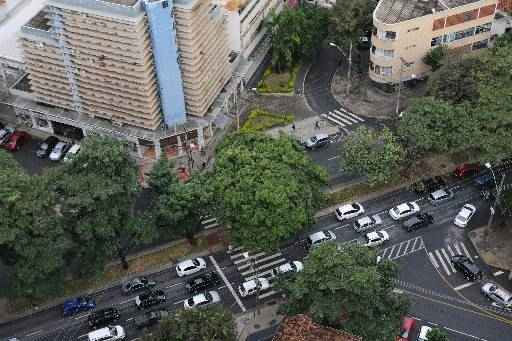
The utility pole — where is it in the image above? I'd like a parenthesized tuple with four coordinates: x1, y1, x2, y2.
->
(346, 40, 352, 95)
(182, 126, 193, 171)
(487, 172, 506, 229)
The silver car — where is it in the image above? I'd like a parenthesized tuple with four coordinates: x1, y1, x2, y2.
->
(428, 189, 454, 205)
(353, 215, 382, 232)
(481, 282, 512, 308)
(183, 290, 221, 309)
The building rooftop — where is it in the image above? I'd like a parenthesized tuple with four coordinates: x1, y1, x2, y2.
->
(375, 0, 481, 24)
(98, 0, 139, 6)
(25, 6, 50, 31)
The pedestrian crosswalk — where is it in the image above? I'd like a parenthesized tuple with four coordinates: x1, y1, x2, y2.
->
(378, 236, 425, 260)
(428, 241, 474, 276)
(321, 107, 365, 128)
(228, 246, 288, 300)
(201, 215, 219, 229)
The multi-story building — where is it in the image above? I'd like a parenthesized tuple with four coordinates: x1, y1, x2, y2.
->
(370, 0, 510, 84)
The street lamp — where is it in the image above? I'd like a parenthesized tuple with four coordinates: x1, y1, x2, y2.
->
(485, 162, 506, 229)
(485, 162, 500, 195)
(243, 252, 260, 317)
(395, 57, 414, 116)
(329, 41, 352, 94)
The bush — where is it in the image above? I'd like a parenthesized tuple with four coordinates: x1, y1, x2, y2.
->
(241, 109, 294, 132)
(257, 66, 298, 93)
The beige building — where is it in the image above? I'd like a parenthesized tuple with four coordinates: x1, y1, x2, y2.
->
(370, 0, 499, 84)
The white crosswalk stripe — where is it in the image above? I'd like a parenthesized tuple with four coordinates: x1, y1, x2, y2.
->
(320, 107, 365, 128)
(428, 241, 475, 276)
(378, 236, 424, 260)
(200, 215, 219, 229)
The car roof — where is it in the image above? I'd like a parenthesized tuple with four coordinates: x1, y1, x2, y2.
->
(242, 279, 257, 291)
(366, 231, 379, 239)
(357, 216, 372, 224)
(314, 133, 329, 139)
(308, 231, 330, 242)
(339, 203, 359, 211)
(178, 259, 196, 267)
(68, 144, 80, 153)
(430, 189, 447, 198)
(396, 203, 411, 211)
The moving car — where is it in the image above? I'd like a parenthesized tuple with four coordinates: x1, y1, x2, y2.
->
(473, 173, 493, 189)
(49, 141, 70, 161)
(410, 177, 445, 195)
(417, 326, 432, 341)
(304, 134, 330, 149)
(63, 143, 81, 162)
(134, 310, 169, 329)
(335, 202, 365, 221)
(184, 290, 221, 309)
(272, 261, 304, 277)
(121, 276, 156, 295)
(389, 202, 420, 220)
(306, 230, 336, 248)
(185, 271, 221, 294)
(238, 278, 270, 297)
(481, 282, 512, 308)
(353, 215, 382, 232)
(135, 289, 167, 309)
(450, 255, 482, 281)
(62, 296, 96, 316)
(427, 189, 454, 205)
(176, 257, 207, 277)
(36, 136, 59, 158)
(454, 163, 481, 178)
(86, 325, 125, 341)
(396, 316, 416, 341)
(454, 204, 476, 228)
(402, 213, 434, 232)
(364, 230, 389, 247)
(88, 307, 121, 328)
(4, 131, 30, 151)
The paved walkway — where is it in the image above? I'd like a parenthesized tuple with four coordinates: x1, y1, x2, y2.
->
(236, 302, 283, 341)
(265, 115, 339, 143)
(468, 222, 512, 273)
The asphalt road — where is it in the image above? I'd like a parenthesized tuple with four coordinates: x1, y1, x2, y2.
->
(3, 165, 512, 341)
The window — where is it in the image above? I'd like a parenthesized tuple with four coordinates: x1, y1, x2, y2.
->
(371, 45, 376, 54)
(382, 67, 392, 76)
(374, 65, 381, 74)
(372, 47, 394, 58)
(472, 39, 488, 50)
(383, 49, 394, 58)
(405, 44, 416, 50)
(162, 1, 168, 8)
(475, 22, 492, 34)
(369, 61, 374, 71)
(431, 36, 443, 46)
(407, 27, 419, 32)
(454, 27, 475, 40)
(385, 31, 397, 40)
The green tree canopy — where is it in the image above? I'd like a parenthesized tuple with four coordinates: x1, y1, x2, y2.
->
(341, 126, 405, 185)
(143, 306, 236, 341)
(426, 328, 449, 341)
(329, 0, 375, 46)
(281, 243, 408, 340)
(211, 132, 327, 250)
(423, 45, 448, 72)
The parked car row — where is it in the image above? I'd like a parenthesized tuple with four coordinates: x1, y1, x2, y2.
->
(36, 135, 80, 161)
(0, 125, 30, 152)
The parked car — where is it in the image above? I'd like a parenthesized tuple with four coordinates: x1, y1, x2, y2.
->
(49, 141, 70, 161)
(176, 257, 207, 277)
(427, 189, 454, 205)
(396, 316, 416, 341)
(135, 289, 167, 309)
(88, 307, 121, 328)
(364, 230, 390, 247)
(121, 276, 156, 295)
(63, 143, 81, 162)
(36, 136, 59, 158)
(389, 202, 420, 220)
(184, 290, 221, 309)
(335, 202, 365, 221)
(62, 296, 96, 316)
(450, 255, 482, 281)
(304, 134, 330, 149)
(481, 282, 512, 308)
(238, 278, 270, 297)
(417, 326, 432, 341)
(4, 131, 30, 151)
(272, 261, 304, 277)
(454, 163, 481, 178)
(86, 325, 125, 341)
(0, 127, 14, 145)
(134, 310, 169, 329)
(473, 173, 494, 189)
(306, 230, 336, 249)
(353, 215, 382, 232)
(185, 272, 221, 294)
(402, 213, 434, 232)
(410, 177, 445, 195)
(454, 204, 477, 228)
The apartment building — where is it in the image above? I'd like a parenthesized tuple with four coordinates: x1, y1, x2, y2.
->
(370, 0, 508, 84)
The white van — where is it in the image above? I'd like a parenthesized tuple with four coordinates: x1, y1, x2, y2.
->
(87, 325, 125, 341)
(63, 144, 80, 162)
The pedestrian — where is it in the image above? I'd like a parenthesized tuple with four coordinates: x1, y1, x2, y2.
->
(291, 124, 295, 131)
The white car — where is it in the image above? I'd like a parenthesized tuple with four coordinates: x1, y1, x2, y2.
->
(389, 202, 420, 220)
(335, 202, 365, 221)
(417, 325, 433, 341)
(353, 215, 382, 232)
(49, 142, 69, 161)
(454, 204, 476, 228)
(183, 290, 220, 309)
(238, 278, 270, 297)
(63, 143, 80, 162)
(175, 258, 207, 277)
(87, 325, 125, 341)
(272, 261, 304, 277)
(306, 230, 336, 248)
(364, 230, 389, 247)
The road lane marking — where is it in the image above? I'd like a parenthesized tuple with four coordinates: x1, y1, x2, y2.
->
(74, 313, 89, 320)
(234, 251, 267, 265)
(174, 299, 185, 305)
(446, 244, 455, 256)
(126, 317, 134, 322)
(327, 156, 339, 161)
(218, 285, 227, 290)
(429, 252, 439, 269)
(459, 242, 473, 260)
(441, 248, 456, 273)
(209, 255, 246, 312)
(411, 236, 420, 251)
(118, 298, 135, 305)
(454, 243, 462, 255)
(435, 249, 451, 275)
(238, 253, 282, 270)
(443, 326, 489, 341)
(25, 330, 42, 337)
(494, 270, 505, 276)
(335, 224, 350, 230)
(454, 282, 475, 291)
(387, 245, 397, 259)
(258, 290, 279, 299)
(246, 269, 276, 281)
(241, 258, 286, 276)
(166, 282, 184, 289)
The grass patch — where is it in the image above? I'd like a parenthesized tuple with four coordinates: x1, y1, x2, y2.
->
(257, 65, 299, 94)
(241, 109, 294, 132)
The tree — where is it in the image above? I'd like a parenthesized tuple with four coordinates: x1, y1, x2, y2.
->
(341, 126, 405, 185)
(144, 306, 236, 341)
(148, 158, 180, 195)
(211, 132, 327, 250)
(280, 243, 408, 340)
(426, 328, 449, 341)
(423, 45, 448, 71)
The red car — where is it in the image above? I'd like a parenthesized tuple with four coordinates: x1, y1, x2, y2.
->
(4, 131, 30, 151)
(396, 316, 416, 341)
(454, 163, 481, 178)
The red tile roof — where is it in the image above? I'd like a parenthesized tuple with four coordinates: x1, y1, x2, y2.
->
(273, 315, 362, 341)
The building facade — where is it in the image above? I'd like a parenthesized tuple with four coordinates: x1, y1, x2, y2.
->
(370, 0, 504, 84)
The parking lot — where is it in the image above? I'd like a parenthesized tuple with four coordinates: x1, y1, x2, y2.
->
(3, 132, 59, 175)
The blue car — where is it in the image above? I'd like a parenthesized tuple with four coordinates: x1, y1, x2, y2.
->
(62, 296, 96, 316)
(474, 173, 493, 189)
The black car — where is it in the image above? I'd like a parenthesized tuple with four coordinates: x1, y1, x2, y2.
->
(135, 289, 166, 309)
(87, 307, 120, 328)
(473, 173, 493, 189)
(402, 213, 434, 232)
(410, 177, 446, 195)
(185, 272, 221, 294)
(36, 136, 59, 158)
(134, 310, 169, 329)
(121, 276, 157, 295)
(451, 255, 483, 281)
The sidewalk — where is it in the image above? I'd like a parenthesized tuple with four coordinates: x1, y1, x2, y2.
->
(236, 301, 284, 341)
(265, 115, 339, 143)
(468, 222, 512, 274)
